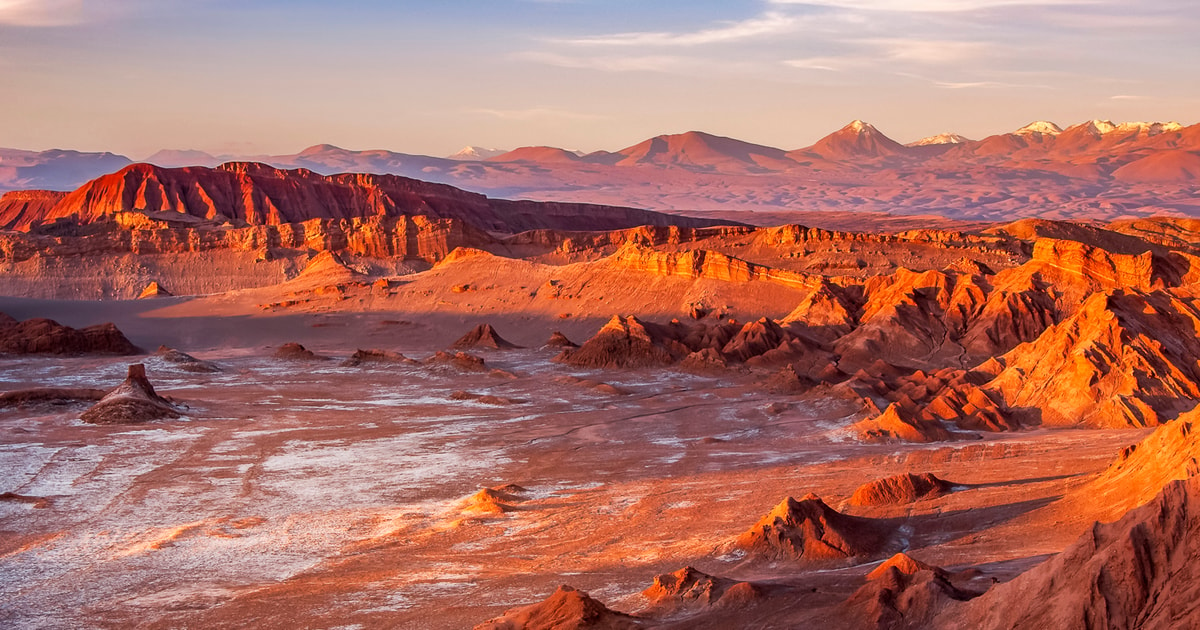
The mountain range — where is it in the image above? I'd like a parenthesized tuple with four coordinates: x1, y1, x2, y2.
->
(3, 119, 1197, 222)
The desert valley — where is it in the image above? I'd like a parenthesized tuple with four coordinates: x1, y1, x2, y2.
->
(5, 1, 1200, 627)
(2, 120, 1200, 628)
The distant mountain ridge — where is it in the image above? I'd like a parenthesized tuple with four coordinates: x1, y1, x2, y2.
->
(3, 118, 1196, 224)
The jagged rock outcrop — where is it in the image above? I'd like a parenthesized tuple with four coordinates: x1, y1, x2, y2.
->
(0, 314, 138, 355)
(555, 315, 687, 369)
(844, 553, 977, 630)
(640, 566, 759, 616)
(849, 473, 955, 507)
(80, 364, 181, 425)
(721, 317, 790, 362)
(452, 324, 520, 350)
(137, 281, 171, 299)
(473, 585, 645, 630)
(936, 475, 1200, 629)
(734, 494, 892, 564)
(987, 289, 1200, 428)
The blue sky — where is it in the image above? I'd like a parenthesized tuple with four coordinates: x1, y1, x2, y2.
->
(1, 0, 1197, 157)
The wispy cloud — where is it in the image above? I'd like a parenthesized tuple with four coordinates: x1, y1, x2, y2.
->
(0, 0, 83, 26)
(553, 11, 801, 47)
(768, 0, 1099, 12)
(1110, 94, 1148, 100)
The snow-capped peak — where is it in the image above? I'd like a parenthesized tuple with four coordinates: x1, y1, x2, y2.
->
(448, 146, 506, 160)
(1113, 121, 1184, 136)
(1014, 121, 1063, 136)
(907, 132, 972, 147)
(844, 119, 877, 134)
(1084, 119, 1117, 135)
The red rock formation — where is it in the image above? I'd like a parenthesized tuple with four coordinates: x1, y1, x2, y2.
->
(0, 190, 67, 230)
(80, 364, 181, 425)
(473, 585, 645, 629)
(734, 494, 892, 563)
(849, 473, 954, 507)
(452, 324, 521, 350)
(1078, 410, 1200, 519)
(938, 475, 1200, 629)
(0, 315, 138, 355)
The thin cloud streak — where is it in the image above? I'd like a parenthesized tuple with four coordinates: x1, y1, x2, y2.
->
(553, 11, 801, 47)
(768, 0, 1100, 12)
(514, 50, 694, 73)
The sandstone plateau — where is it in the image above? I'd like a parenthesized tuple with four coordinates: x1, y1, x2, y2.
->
(3, 158, 1200, 629)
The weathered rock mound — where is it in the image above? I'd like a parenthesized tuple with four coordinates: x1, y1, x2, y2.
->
(154, 346, 220, 373)
(452, 324, 520, 350)
(340, 349, 416, 367)
(80, 364, 181, 425)
(734, 494, 892, 563)
(849, 473, 955, 507)
(0, 315, 138, 355)
(272, 342, 325, 361)
(555, 315, 685, 369)
(845, 553, 977, 630)
(544, 331, 579, 349)
(473, 584, 645, 629)
(641, 566, 759, 616)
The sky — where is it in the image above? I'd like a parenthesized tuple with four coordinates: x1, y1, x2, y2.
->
(1, 0, 1197, 158)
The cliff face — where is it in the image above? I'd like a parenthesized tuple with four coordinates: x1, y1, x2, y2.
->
(0, 214, 493, 263)
(0, 162, 732, 233)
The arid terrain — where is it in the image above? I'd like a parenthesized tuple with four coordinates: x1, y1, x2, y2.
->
(3, 161, 1200, 629)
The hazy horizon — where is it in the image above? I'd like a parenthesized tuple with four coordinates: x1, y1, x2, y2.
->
(2, 0, 1197, 158)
